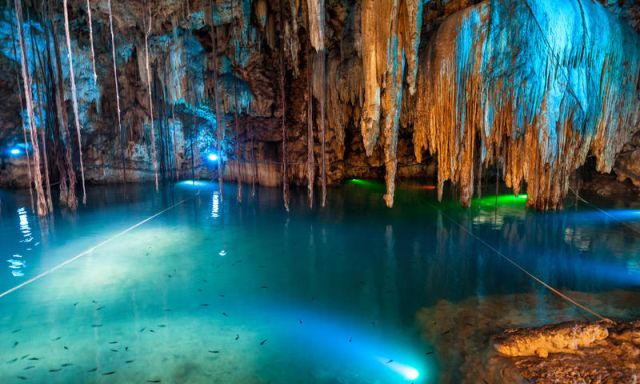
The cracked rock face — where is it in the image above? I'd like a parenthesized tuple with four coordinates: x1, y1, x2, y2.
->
(0, 0, 639, 209)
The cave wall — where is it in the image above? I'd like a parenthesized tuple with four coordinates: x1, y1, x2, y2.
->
(0, 0, 638, 209)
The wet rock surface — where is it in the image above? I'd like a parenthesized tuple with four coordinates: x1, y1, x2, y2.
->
(417, 291, 640, 383)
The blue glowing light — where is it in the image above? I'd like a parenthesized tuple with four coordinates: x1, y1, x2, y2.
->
(207, 153, 218, 162)
(377, 358, 420, 380)
(9, 148, 21, 156)
(176, 180, 211, 188)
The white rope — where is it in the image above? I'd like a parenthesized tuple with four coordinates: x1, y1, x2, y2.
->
(426, 201, 610, 321)
(0, 197, 191, 299)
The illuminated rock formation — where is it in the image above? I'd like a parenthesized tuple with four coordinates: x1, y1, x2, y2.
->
(0, 0, 638, 211)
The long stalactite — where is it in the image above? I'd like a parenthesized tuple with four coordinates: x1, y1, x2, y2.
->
(62, 0, 87, 205)
(14, 0, 47, 216)
(144, 2, 159, 191)
(107, 0, 126, 183)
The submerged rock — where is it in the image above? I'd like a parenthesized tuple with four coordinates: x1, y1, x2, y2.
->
(493, 320, 640, 383)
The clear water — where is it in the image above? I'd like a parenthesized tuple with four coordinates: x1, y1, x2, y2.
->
(0, 180, 639, 383)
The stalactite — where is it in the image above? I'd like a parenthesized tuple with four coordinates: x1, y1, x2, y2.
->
(209, 1, 224, 199)
(318, 51, 326, 208)
(63, 0, 86, 205)
(412, 0, 640, 209)
(49, 2, 77, 210)
(306, 50, 315, 209)
(306, 0, 327, 208)
(144, 3, 159, 191)
(107, 0, 126, 183)
(233, 75, 243, 203)
(8, 0, 34, 212)
(15, 0, 47, 216)
(360, 0, 424, 207)
(86, 0, 97, 83)
(278, 0, 289, 212)
(31, 31, 53, 213)
(231, 1, 242, 203)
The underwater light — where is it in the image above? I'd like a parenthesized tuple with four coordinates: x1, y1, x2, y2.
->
(9, 148, 21, 156)
(377, 357, 420, 381)
(207, 153, 218, 162)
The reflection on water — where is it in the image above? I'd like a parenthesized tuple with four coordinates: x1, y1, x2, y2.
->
(0, 181, 637, 383)
(5, 207, 37, 278)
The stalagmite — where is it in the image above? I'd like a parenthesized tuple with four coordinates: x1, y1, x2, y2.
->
(86, 0, 97, 83)
(63, 0, 87, 205)
(107, 0, 126, 183)
(144, 3, 159, 191)
(15, 0, 47, 216)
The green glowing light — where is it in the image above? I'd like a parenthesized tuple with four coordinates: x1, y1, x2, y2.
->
(475, 194, 528, 207)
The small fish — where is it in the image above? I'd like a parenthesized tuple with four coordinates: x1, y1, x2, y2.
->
(200, 304, 209, 307)
(442, 329, 451, 335)
(16, 376, 27, 381)
(371, 321, 376, 327)
(7, 358, 18, 363)
(125, 347, 129, 351)
(218, 294, 225, 298)
(91, 324, 102, 328)
(158, 324, 166, 328)
(13, 341, 19, 347)
(87, 368, 97, 373)
(147, 380, 161, 383)
(52, 337, 61, 341)
(63, 346, 69, 350)
(299, 320, 303, 324)
(125, 360, 135, 364)
(260, 285, 268, 289)
(109, 341, 118, 344)
(96, 306, 105, 311)
(27, 357, 40, 361)
(348, 337, 352, 343)
(110, 349, 119, 353)
(61, 363, 72, 367)
(49, 368, 61, 372)
(202, 279, 208, 283)
(92, 300, 97, 304)
(139, 328, 146, 333)
(386, 359, 393, 364)
(20, 354, 29, 360)
(24, 366, 35, 370)
(208, 350, 220, 354)
(222, 312, 228, 317)
(167, 274, 172, 278)
(425, 351, 434, 356)
(102, 371, 116, 376)
(259, 339, 268, 346)
(235, 334, 239, 341)
(73, 302, 79, 307)
(164, 309, 172, 312)
(12, 329, 21, 334)
(149, 329, 155, 333)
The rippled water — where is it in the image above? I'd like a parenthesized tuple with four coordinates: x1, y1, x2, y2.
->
(0, 181, 639, 383)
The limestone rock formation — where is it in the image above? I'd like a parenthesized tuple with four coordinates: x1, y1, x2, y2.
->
(0, 0, 639, 212)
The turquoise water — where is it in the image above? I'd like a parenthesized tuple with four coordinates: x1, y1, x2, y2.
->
(0, 180, 639, 383)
